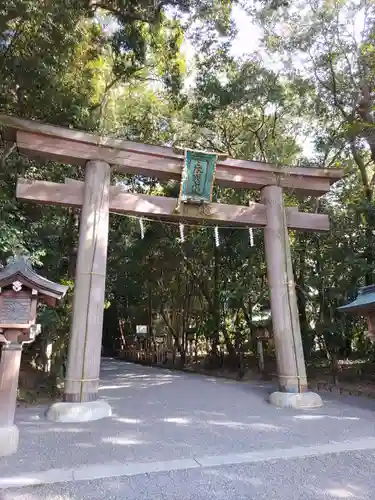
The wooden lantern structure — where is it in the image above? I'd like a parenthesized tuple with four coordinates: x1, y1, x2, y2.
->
(0, 256, 68, 456)
(338, 285, 375, 342)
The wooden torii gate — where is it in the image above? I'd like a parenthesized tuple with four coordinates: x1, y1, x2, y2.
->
(0, 114, 344, 419)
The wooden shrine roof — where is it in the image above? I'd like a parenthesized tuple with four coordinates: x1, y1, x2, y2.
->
(0, 257, 68, 299)
(0, 114, 344, 196)
(338, 285, 375, 314)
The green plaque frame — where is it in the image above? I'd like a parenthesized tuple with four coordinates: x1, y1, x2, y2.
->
(178, 149, 218, 206)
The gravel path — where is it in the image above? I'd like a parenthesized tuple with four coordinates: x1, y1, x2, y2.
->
(1, 358, 375, 499)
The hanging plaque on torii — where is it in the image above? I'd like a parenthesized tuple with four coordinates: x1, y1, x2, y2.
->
(174, 148, 227, 212)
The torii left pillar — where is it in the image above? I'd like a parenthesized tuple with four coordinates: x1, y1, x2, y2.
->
(47, 160, 112, 422)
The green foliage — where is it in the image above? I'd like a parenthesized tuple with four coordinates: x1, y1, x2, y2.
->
(0, 1, 102, 127)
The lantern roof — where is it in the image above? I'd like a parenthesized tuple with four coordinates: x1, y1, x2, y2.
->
(0, 257, 68, 300)
(338, 285, 375, 314)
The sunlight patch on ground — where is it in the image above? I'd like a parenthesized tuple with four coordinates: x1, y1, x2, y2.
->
(195, 410, 227, 417)
(102, 396, 126, 402)
(115, 417, 143, 424)
(18, 420, 42, 425)
(324, 488, 358, 498)
(207, 420, 251, 429)
(293, 415, 360, 421)
(139, 381, 173, 388)
(16, 414, 42, 424)
(207, 420, 283, 431)
(163, 417, 192, 424)
(101, 436, 147, 445)
(250, 423, 283, 431)
(46, 427, 84, 433)
(0, 476, 41, 488)
(117, 374, 178, 380)
(99, 383, 133, 390)
(21, 427, 84, 435)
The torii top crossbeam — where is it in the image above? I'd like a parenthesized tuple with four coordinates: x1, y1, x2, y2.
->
(0, 114, 344, 197)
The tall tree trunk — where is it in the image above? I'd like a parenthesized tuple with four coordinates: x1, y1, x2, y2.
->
(102, 303, 119, 356)
(67, 209, 79, 279)
(160, 305, 185, 365)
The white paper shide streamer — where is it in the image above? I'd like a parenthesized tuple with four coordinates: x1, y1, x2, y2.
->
(249, 227, 254, 247)
(179, 223, 185, 243)
(214, 226, 220, 247)
(139, 218, 145, 239)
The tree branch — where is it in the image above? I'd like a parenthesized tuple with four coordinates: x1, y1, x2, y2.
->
(0, 142, 16, 167)
(349, 140, 370, 191)
(89, 2, 154, 23)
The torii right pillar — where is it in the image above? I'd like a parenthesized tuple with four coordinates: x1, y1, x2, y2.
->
(261, 185, 323, 409)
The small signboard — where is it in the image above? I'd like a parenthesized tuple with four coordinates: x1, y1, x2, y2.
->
(136, 325, 148, 338)
(0, 293, 31, 326)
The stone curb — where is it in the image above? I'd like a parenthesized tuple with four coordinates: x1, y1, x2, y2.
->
(4, 437, 375, 489)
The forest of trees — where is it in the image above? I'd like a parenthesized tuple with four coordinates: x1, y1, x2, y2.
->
(1, 0, 374, 389)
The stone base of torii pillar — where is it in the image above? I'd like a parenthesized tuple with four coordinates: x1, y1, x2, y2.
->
(269, 391, 323, 409)
(0, 425, 19, 456)
(46, 400, 111, 423)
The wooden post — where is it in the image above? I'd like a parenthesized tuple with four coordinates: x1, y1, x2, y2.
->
(261, 185, 308, 393)
(257, 338, 265, 373)
(0, 335, 22, 456)
(64, 160, 110, 403)
(0, 341, 22, 427)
